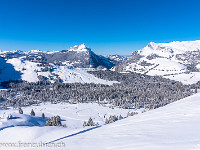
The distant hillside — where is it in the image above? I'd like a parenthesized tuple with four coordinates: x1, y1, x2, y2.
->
(0, 44, 119, 84)
(0, 44, 115, 69)
(113, 40, 200, 84)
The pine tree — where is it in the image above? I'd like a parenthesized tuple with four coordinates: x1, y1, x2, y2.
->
(19, 108, 23, 114)
(119, 115, 123, 120)
(105, 118, 109, 124)
(83, 121, 87, 127)
(195, 88, 197, 93)
(55, 115, 62, 126)
(7, 114, 13, 120)
(45, 118, 52, 126)
(45, 115, 62, 126)
(30, 109, 35, 116)
(109, 115, 114, 123)
(42, 113, 45, 119)
(87, 117, 94, 126)
(83, 117, 99, 127)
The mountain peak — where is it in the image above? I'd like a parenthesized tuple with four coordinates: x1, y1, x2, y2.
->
(68, 44, 89, 52)
(147, 42, 157, 49)
(139, 40, 200, 57)
(30, 50, 41, 53)
(78, 43, 86, 49)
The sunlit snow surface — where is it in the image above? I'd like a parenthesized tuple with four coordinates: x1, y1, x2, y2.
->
(53, 66, 118, 85)
(119, 40, 200, 84)
(6, 58, 118, 85)
(0, 93, 200, 150)
(138, 40, 200, 57)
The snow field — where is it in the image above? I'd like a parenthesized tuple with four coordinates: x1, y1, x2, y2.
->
(6, 58, 118, 85)
(0, 93, 200, 149)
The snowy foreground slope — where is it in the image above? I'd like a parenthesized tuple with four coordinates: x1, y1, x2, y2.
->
(63, 93, 200, 150)
(0, 103, 131, 149)
(0, 93, 200, 150)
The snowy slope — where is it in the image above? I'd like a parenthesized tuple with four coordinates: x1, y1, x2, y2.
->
(0, 103, 130, 130)
(0, 92, 200, 149)
(5, 57, 117, 85)
(107, 54, 127, 65)
(166, 72, 200, 85)
(138, 40, 200, 57)
(114, 40, 200, 84)
(53, 66, 118, 85)
(6, 58, 41, 82)
(0, 102, 131, 148)
(63, 93, 200, 150)
(0, 57, 22, 84)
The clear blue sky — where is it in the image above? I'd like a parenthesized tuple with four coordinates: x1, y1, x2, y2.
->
(0, 0, 200, 55)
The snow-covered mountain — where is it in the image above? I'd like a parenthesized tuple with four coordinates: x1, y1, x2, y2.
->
(45, 44, 115, 69)
(114, 40, 200, 84)
(2, 41, 200, 85)
(0, 44, 114, 69)
(106, 54, 127, 65)
(2, 57, 117, 85)
(0, 44, 117, 85)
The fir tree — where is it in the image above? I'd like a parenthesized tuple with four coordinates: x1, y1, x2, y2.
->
(105, 118, 109, 124)
(83, 121, 87, 127)
(19, 108, 23, 114)
(119, 115, 123, 120)
(42, 113, 45, 119)
(45, 115, 62, 126)
(87, 117, 94, 126)
(30, 109, 35, 116)
(7, 114, 13, 120)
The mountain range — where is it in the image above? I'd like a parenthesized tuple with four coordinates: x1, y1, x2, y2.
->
(1, 40, 200, 85)
(0, 44, 117, 69)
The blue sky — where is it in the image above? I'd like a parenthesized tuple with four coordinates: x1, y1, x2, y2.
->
(0, 0, 200, 55)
